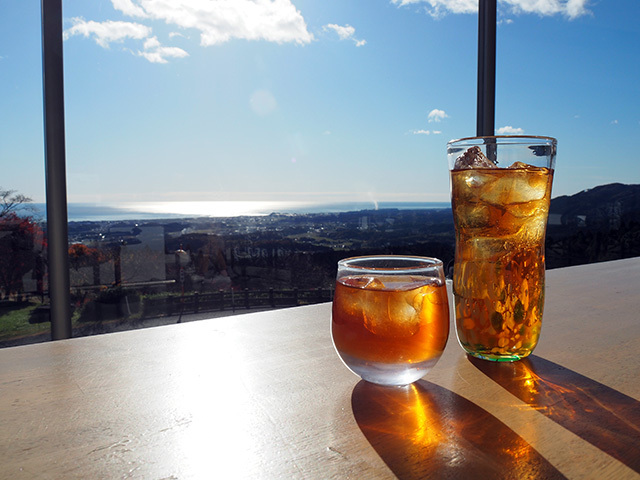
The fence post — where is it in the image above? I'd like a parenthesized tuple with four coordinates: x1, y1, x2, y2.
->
(244, 288, 250, 309)
(293, 288, 299, 306)
(219, 289, 224, 311)
(194, 292, 199, 313)
(269, 288, 275, 308)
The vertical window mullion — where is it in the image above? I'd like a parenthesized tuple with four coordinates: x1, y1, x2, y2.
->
(41, 0, 72, 340)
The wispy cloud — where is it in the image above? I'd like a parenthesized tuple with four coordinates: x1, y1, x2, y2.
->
(65, 0, 314, 63)
(64, 18, 188, 63)
(392, 0, 476, 15)
(64, 18, 151, 48)
(138, 36, 189, 64)
(412, 129, 442, 135)
(391, 0, 591, 19)
(114, 0, 314, 46)
(428, 109, 448, 123)
(323, 24, 366, 47)
(496, 125, 524, 134)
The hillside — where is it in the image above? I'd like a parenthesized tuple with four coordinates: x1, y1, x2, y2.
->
(546, 183, 640, 268)
(550, 183, 640, 230)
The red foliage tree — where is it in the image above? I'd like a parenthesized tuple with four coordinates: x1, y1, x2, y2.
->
(68, 243, 105, 270)
(0, 213, 46, 297)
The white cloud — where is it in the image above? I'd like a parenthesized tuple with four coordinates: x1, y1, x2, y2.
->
(566, 0, 590, 18)
(143, 36, 160, 50)
(111, 0, 147, 18)
(138, 36, 189, 63)
(504, 0, 590, 18)
(496, 125, 524, 134)
(428, 109, 448, 123)
(64, 18, 151, 47)
(323, 23, 366, 47)
(392, 0, 477, 16)
(324, 24, 355, 40)
(611, 119, 619, 125)
(412, 129, 442, 135)
(391, 0, 590, 19)
(64, 18, 187, 63)
(113, 0, 314, 46)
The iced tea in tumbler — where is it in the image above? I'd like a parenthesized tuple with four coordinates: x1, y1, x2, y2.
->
(447, 136, 556, 361)
(332, 256, 449, 386)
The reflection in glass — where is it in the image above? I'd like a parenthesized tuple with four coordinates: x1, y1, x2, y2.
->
(0, 202, 49, 346)
(352, 380, 565, 479)
(470, 355, 640, 474)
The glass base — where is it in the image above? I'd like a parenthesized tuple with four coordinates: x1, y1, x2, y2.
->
(337, 351, 441, 386)
(463, 348, 532, 362)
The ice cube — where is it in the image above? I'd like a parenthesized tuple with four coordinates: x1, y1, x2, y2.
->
(469, 237, 511, 260)
(363, 276, 385, 290)
(362, 282, 422, 338)
(455, 203, 491, 228)
(414, 284, 445, 325)
(508, 172, 548, 204)
(454, 146, 497, 170)
(387, 292, 421, 334)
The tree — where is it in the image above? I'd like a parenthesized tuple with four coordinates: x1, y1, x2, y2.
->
(0, 213, 46, 297)
(0, 189, 44, 297)
(69, 243, 106, 287)
(0, 187, 33, 219)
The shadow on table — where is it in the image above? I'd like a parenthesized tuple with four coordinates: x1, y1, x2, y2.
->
(469, 355, 640, 474)
(351, 380, 566, 479)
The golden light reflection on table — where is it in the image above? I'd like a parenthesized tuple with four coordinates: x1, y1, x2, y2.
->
(470, 355, 640, 474)
(351, 380, 565, 479)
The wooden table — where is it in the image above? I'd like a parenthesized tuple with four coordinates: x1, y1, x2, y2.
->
(1, 258, 639, 479)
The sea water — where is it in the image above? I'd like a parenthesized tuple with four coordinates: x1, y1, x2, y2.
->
(22, 201, 450, 222)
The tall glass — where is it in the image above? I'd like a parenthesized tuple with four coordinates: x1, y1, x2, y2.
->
(331, 256, 449, 386)
(447, 136, 556, 361)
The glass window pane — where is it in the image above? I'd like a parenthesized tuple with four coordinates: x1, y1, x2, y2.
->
(59, 1, 457, 336)
(0, 2, 49, 347)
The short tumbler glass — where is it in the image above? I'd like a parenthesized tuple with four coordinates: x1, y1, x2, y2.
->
(331, 256, 449, 386)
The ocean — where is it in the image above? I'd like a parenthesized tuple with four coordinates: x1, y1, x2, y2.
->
(24, 201, 451, 223)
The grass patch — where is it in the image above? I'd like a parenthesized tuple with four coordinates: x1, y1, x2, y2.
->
(0, 303, 50, 341)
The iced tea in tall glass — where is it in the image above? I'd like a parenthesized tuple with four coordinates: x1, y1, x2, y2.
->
(332, 256, 449, 386)
(447, 136, 556, 361)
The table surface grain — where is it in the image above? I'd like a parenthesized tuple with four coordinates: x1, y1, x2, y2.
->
(1, 258, 639, 479)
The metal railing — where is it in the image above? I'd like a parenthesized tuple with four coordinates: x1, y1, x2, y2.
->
(139, 287, 333, 319)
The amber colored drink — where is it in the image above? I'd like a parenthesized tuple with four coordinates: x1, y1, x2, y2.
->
(451, 164, 554, 361)
(332, 275, 449, 372)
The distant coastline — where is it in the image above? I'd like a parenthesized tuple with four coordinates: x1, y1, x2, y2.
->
(24, 201, 452, 223)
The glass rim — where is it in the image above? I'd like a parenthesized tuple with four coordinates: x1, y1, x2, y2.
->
(337, 255, 443, 272)
(447, 135, 557, 146)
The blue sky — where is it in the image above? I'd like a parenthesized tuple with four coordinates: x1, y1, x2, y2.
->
(1, 0, 639, 206)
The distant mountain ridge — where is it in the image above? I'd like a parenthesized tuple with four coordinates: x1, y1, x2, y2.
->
(550, 183, 640, 230)
(545, 183, 640, 268)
